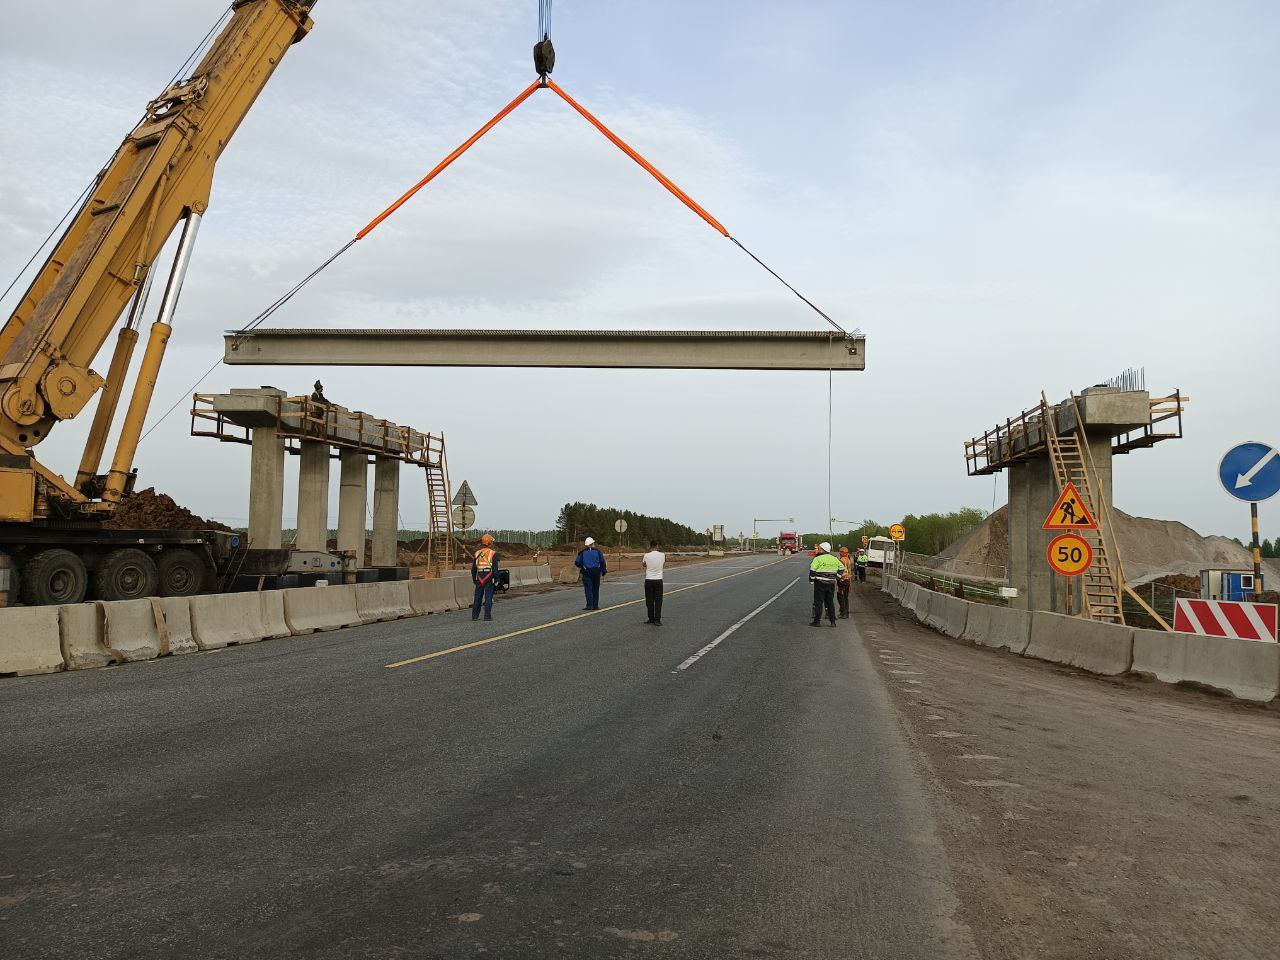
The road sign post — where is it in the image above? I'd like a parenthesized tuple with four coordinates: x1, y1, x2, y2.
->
(1219, 442, 1280, 593)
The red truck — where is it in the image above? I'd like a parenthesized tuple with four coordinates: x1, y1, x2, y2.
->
(778, 532, 799, 556)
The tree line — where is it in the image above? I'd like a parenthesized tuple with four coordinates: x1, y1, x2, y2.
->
(556, 502, 704, 547)
(759, 508, 988, 556)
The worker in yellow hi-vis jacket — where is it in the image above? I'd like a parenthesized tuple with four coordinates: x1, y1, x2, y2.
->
(809, 542, 842, 627)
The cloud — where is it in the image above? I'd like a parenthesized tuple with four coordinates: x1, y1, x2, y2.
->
(2, 0, 1277, 541)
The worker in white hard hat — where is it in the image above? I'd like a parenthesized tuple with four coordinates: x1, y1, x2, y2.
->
(574, 536, 608, 610)
(809, 542, 841, 627)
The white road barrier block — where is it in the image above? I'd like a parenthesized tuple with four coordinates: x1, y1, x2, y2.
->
(408, 578, 460, 615)
(1025, 611, 1133, 676)
(355, 581, 414, 623)
(925, 593, 970, 639)
(283, 584, 362, 634)
(909, 586, 933, 620)
(537, 564, 552, 584)
(152, 597, 198, 656)
(60, 602, 114, 670)
(190, 591, 290, 650)
(961, 603, 1032, 654)
(1132, 628, 1279, 703)
(900, 582, 920, 614)
(0, 606, 66, 675)
(100, 598, 166, 662)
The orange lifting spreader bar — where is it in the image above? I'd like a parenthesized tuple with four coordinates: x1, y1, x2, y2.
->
(355, 79, 543, 240)
(544, 79, 730, 238)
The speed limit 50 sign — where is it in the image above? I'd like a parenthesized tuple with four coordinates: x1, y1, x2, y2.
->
(1047, 533, 1093, 577)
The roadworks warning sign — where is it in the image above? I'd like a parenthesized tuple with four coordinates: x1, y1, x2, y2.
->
(1042, 481, 1098, 530)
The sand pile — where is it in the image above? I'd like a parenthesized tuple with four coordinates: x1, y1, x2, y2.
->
(105, 488, 231, 532)
(938, 507, 1280, 584)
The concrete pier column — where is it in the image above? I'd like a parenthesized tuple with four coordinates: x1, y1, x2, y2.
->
(1025, 455, 1060, 614)
(248, 426, 285, 550)
(1007, 463, 1029, 610)
(372, 457, 400, 567)
(297, 441, 331, 552)
(337, 449, 368, 560)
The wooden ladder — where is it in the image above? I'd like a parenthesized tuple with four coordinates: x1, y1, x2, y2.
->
(423, 435, 455, 575)
(1041, 394, 1125, 624)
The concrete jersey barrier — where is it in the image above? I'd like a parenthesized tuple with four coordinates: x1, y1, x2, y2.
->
(961, 602, 1032, 654)
(909, 585, 932, 620)
(1132, 628, 1279, 703)
(924, 592, 970, 639)
(101, 598, 172, 662)
(0, 606, 65, 675)
(900, 582, 920, 615)
(408, 578, 462, 615)
(355, 581, 414, 622)
(152, 596, 198, 656)
(1025, 611, 1134, 676)
(283, 584, 362, 635)
(190, 591, 291, 650)
(59, 602, 115, 670)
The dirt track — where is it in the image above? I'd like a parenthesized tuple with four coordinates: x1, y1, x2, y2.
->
(853, 584, 1280, 960)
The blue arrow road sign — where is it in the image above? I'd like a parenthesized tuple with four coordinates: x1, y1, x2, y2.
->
(1219, 442, 1280, 503)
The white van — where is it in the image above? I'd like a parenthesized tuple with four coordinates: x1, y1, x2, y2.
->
(865, 536, 897, 569)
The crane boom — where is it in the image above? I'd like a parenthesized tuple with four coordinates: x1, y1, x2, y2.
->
(0, 0, 316, 521)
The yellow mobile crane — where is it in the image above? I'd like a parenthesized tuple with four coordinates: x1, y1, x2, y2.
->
(0, 0, 317, 605)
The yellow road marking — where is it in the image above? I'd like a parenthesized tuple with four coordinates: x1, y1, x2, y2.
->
(384, 559, 785, 669)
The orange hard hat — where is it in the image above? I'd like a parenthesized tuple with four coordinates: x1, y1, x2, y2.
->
(839, 546, 850, 555)
(480, 534, 494, 545)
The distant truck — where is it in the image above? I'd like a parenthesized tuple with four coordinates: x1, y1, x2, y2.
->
(778, 532, 799, 556)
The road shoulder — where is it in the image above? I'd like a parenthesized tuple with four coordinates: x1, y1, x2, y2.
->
(853, 586, 1280, 960)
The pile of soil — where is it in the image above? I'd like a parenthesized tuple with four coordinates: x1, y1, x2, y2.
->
(105, 488, 231, 532)
(938, 506, 1280, 584)
(1153, 573, 1200, 594)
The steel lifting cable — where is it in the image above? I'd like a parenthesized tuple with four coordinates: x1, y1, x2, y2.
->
(232, 77, 848, 338)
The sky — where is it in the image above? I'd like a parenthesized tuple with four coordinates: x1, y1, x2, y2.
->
(1, 0, 1277, 545)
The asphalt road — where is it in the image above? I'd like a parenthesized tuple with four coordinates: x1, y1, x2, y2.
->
(1, 556, 976, 959)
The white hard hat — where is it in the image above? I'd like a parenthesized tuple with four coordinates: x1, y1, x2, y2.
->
(819, 542, 832, 552)
(585, 537, 595, 546)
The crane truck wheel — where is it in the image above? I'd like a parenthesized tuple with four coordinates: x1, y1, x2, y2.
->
(20, 548, 88, 606)
(157, 549, 213, 598)
(94, 548, 159, 602)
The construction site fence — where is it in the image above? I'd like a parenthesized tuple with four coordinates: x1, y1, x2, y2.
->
(894, 562, 1010, 606)
(899, 551, 1008, 582)
(1123, 579, 1200, 630)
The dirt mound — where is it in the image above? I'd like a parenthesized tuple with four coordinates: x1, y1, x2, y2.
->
(938, 506, 1280, 585)
(1153, 573, 1200, 594)
(105, 488, 231, 532)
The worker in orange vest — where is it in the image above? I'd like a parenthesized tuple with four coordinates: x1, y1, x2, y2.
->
(836, 546, 853, 619)
(471, 534, 501, 621)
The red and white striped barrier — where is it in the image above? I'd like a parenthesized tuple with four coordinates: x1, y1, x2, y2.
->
(1173, 598, 1278, 642)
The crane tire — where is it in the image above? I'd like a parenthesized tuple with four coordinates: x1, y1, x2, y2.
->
(94, 548, 159, 602)
(157, 548, 213, 598)
(20, 548, 88, 606)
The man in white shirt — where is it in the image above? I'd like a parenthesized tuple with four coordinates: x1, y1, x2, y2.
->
(642, 539, 665, 626)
